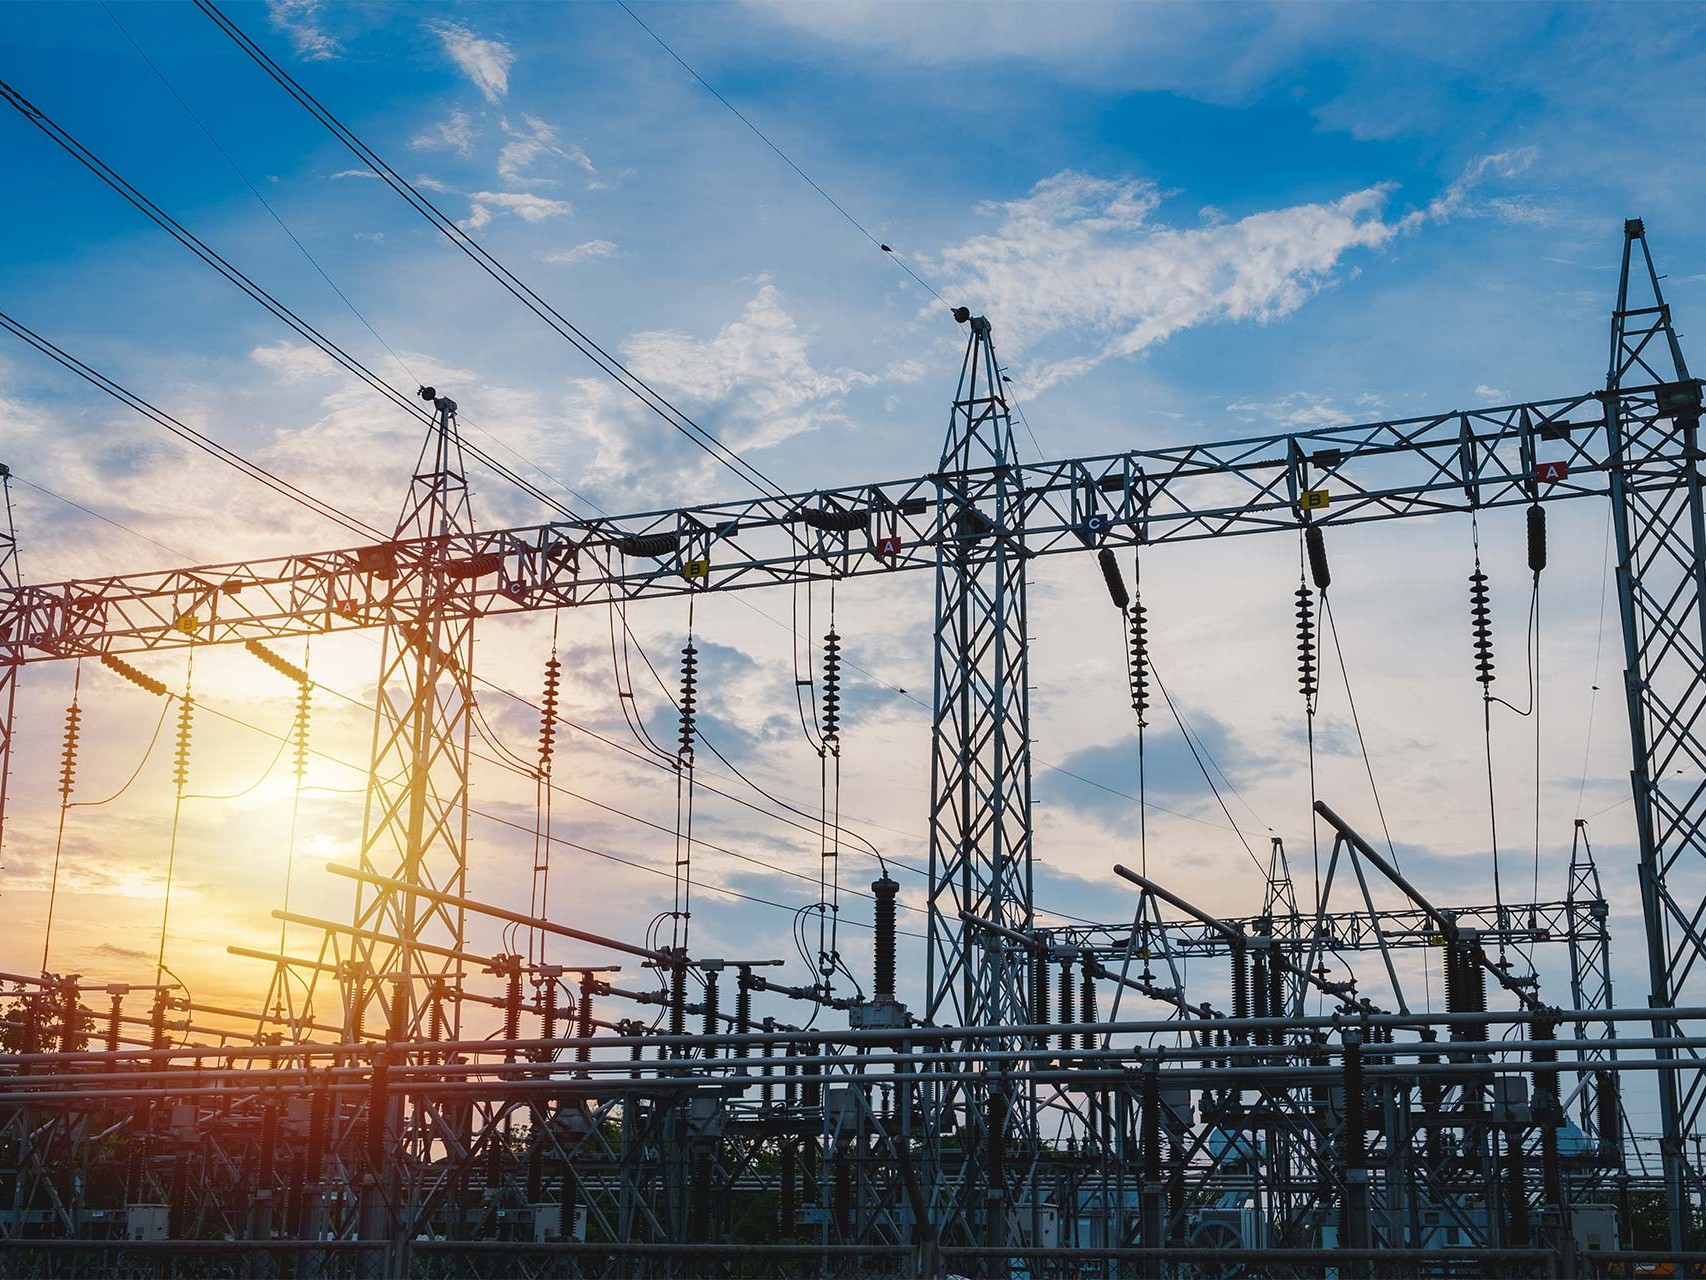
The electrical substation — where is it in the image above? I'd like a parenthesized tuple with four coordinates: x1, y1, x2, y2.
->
(4, 11, 1706, 1280)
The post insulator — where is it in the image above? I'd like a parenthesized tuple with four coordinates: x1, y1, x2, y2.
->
(669, 954, 688, 1040)
(502, 962, 523, 1059)
(702, 970, 720, 1057)
(735, 967, 753, 1037)
(871, 875, 898, 1000)
(1057, 959, 1076, 1052)
(1079, 961, 1099, 1051)
(1296, 585, 1318, 704)
(539, 977, 559, 1062)
(1470, 569, 1495, 686)
(1527, 504, 1547, 574)
(821, 630, 842, 746)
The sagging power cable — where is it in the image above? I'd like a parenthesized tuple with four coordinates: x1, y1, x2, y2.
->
(195, 0, 791, 503)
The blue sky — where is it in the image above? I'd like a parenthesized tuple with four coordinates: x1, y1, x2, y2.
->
(1, 0, 1703, 1138)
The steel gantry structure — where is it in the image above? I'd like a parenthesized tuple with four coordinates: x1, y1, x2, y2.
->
(0, 221, 1704, 1274)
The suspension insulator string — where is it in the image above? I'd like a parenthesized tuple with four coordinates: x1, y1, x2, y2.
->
(1297, 525, 1325, 919)
(532, 616, 562, 968)
(41, 660, 83, 974)
(1469, 514, 1506, 964)
(1128, 547, 1149, 877)
(673, 594, 698, 952)
(156, 649, 196, 985)
(818, 585, 843, 985)
(270, 640, 312, 1039)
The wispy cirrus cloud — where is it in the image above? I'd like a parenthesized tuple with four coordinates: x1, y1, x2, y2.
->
(267, 0, 340, 61)
(410, 109, 478, 157)
(429, 20, 515, 104)
(459, 190, 573, 231)
(566, 280, 874, 502)
(499, 115, 595, 186)
(544, 239, 617, 267)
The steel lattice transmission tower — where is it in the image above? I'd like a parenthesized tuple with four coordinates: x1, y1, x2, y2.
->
(924, 312, 1037, 1248)
(347, 390, 477, 1046)
(928, 311, 1034, 1036)
(1608, 218, 1706, 1246)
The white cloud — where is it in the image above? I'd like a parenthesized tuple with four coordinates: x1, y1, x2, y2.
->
(267, 0, 339, 61)
(498, 115, 596, 186)
(566, 280, 875, 500)
(461, 191, 573, 230)
(329, 168, 380, 181)
(250, 341, 340, 383)
(932, 152, 1544, 392)
(1225, 392, 1353, 429)
(1475, 384, 1508, 401)
(410, 109, 478, 157)
(1425, 147, 1547, 223)
(934, 171, 1410, 391)
(428, 20, 515, 104)
(543, 239, 617, 267)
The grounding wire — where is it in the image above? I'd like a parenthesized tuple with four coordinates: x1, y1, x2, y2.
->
(615, 0, 950, 312)
(1320, 593, 1401, 870)
(13, 476, 190, 561)
(195, 0, 791, 503)
(1149, 660, 1267, 875)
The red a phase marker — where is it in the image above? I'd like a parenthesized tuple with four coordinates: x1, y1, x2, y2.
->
(875, 535, 902, 557)
(1536, 460, 1570, 483)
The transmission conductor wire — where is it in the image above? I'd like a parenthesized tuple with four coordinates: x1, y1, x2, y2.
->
(195, 0, 791, 503)
(0, 82, 587, 526)
(614, 0, 949, 312)
(99, 0, 421, 393)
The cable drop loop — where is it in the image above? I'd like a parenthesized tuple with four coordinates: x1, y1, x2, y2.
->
(1526, 503, 1547, 576)
(1470, 567, 1496, 688)
(820, 630, 841, 748)
(1305, 523, 1331, 591)
(677, 643, 699, 765)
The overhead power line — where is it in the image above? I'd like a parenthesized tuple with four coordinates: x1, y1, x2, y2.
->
(0, 74, 586, 527)
(194, 0, 792, 504)
(0, 309, 385, 543)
